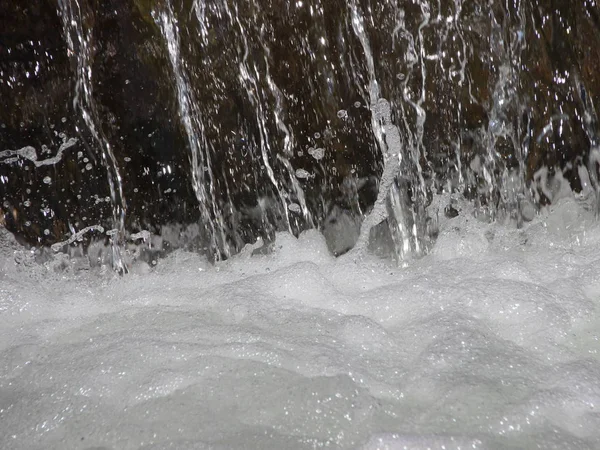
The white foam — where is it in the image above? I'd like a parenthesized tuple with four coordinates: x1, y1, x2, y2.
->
(1, 196, 600, 449)
(0, 138, 78, 167)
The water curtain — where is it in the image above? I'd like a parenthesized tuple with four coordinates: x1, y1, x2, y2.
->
(20, 0, 594, 265)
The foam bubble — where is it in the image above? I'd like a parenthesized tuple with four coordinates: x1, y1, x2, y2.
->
(1, 198, 600, 449)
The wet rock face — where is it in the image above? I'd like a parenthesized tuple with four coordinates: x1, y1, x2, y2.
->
(1, 0, 600, 254)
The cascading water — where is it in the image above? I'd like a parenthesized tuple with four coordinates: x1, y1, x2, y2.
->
(348, 0, 434, 260)
(153, 0, 315, 259)
(57, 0, 128, 273)
(1, 0, 600, 267)
(153, 0, 229, 261)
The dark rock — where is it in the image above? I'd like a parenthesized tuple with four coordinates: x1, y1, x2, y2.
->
(444, 205, 459, 219)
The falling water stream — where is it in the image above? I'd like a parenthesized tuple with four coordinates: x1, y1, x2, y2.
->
(1, 0, 599, 268)
(153, 0, 229, 261)
(57, 0, 128, 273)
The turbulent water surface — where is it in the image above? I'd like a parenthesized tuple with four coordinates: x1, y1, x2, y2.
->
(1, 196, 599, 450)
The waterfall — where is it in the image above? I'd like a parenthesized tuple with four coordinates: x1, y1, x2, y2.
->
(1, 0, 597, 266)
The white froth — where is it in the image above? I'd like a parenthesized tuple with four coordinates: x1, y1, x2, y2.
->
(1, 197, 599, 449)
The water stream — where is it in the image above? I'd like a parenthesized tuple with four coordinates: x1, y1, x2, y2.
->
(1, 0, 599, 268)
(57, 0, 128, 273)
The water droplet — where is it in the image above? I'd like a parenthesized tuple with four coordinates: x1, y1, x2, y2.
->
(86, 163, 92, 171)
(288, 203, 301, 213)
(61, 117, 67, 123)
(295, 168, 311, 179)
(308, 147, 325, 160)
(354, 101, 361, 108)
(314, 132, 321, 139)
(337, 109, 348, 119)
(24, 221, 31, 227)
(44, 229, 50, 235)
(23, 200, 31, 207)
(43, 176, 51, 184)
